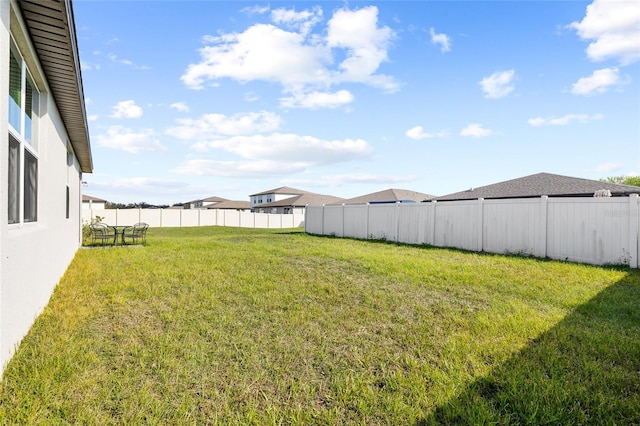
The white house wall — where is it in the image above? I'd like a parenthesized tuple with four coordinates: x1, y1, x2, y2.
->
(1, 1, 84, 369)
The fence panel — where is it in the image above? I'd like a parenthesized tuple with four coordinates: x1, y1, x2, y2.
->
(482, 198, 541, 256)
(367, 204, 398, 241)
(397, 203, 431, 245)
(96, 209, 117, 224)
(323, 205, 344, 237)
(433, 201, 479, 251)
(160, 210, 182, 227)
(547, 198, 632, 266)
(139, 209, 162, 227)
(305, 206, 324, 234)
(254, 214, 269, 228)
(200, 210, 218, 226)
(181, 210, 200, 227)
(344, 205, 368, 239)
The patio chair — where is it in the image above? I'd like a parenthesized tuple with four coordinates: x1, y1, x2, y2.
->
(123, 222, 149, 245)
(89, 222, 115, 246)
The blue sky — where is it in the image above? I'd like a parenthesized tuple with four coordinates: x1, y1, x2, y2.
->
(74, 0, 640, 205)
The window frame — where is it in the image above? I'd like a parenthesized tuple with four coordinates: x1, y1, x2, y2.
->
(7, 37, 40, 226)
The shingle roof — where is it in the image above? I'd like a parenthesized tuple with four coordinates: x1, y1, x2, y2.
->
(82, 194, 107, 202)
(202, 196, 230, 203)
(257, 193, 345, 208)
(205, 200, 250, 210)
(436, 172, 640, 201)
(249, 186, 313, 197)
(183, 196, 229, 205)
(340, 188, 435, 205)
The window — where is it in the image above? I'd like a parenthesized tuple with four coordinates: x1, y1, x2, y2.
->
(8, 39, 39, 224)
(67, 143, 73, 219)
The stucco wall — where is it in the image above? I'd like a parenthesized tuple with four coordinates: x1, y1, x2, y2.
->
(0, 1, 84, 371)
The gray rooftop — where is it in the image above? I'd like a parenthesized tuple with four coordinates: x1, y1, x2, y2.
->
(205, 200, 250, 210)
(340, 188, 435, 205)
(249, 186, 313, 197)
(257, 193, 346, 208)
(435, 172, 640, 201)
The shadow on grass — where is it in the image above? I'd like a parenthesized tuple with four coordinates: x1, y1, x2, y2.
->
(418, 271, 640, 425)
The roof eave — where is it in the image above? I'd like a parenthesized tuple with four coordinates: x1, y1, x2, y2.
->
(18, 0, 93, 173)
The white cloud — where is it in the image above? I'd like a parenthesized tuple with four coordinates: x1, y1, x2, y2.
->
(528, 113, 604, 126)
(108, 177, 186, 191)
(271, 6, 323, 37)
(283, 173, 418, 188)
(241, 5, 270, 15)
(107, 53, 133, 66)
(80, 61, 100, 71)
(197, 134, 372, 165)
(571, 67, 623, 95)
(166, 111, 282, 140)
(479, 70, 515, 99)
(320, 173, 417, 185)
(569, 0, 640, 65)
(182, 24, 331, 89)
(107, 53, 150, 70)
(326, 6, 397, 90)
(96, 125, 166, 153)
(406, 126, 449, 140)
(429, 27, 451, 52)
(280, 90, 354, 109)
(172, 159, 310, 177)
(460, 123, 493, 138)
(170, 102, 190, 112)
(181, 6, 398, 107)
(244, 92, 260, 102)
(593, 162, 622, 173)
(110, 100, 143, 119)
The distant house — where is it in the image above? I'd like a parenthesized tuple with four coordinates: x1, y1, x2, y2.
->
(183, 196, 229, 209)
(339, 188, 435, 205)
(435, 172, 640, 201)
(254, 193, 345, 214)
(249, 186, 313, 211)
(82, 194, 107, 210)
(205, 200, 250, 211)
(1, 0, 92, 371)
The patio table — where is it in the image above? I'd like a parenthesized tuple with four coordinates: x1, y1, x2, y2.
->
(110, 225, 132, 245)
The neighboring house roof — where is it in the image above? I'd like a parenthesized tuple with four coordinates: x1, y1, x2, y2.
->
(17, 0, 92, 173)
(205, 200, 250, 210)
(82, 194, 107, 203)
(257, 194, 346, 208)
(340, 188, 435, 205)
(185, 196, 229, 205)
(435, 172, 640, 201)
(202, 196, 229, 203)
(249, 186, 313, 197)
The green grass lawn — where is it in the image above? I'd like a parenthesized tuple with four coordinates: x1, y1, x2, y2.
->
(1, 226, 638, 424)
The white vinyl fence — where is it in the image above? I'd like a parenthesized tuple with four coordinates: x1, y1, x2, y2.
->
(305, 195, 640, 268)
(83, 209, 304, 229)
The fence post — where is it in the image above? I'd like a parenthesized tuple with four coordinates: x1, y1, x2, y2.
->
(537, 196, 548, 258)
(477, 198, 484, 252)
(630, 194, 639, 268)
(395, 202, 400, 242)
(366, 203, 370, 239)
(430, 201, 437, 246)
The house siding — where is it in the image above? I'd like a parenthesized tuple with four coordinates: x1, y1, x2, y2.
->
(0, 0, 85, 371)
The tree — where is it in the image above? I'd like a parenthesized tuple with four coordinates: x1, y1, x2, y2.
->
(600, 176, 640, 187)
